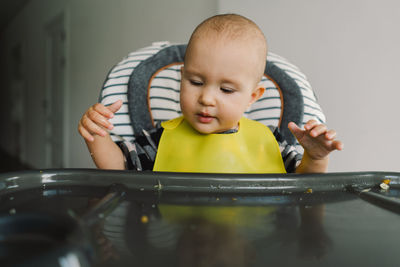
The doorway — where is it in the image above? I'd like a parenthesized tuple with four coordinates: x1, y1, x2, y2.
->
(10, 43, 26, 165)
(45, 14, 67, 168)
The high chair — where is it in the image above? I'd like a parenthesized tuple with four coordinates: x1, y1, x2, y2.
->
(99, 41, 325, 157)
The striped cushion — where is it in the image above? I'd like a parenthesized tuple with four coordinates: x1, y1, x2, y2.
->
(100, 41, 325, 150)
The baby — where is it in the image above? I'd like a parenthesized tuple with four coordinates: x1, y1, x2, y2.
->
(78, 14, 343, 173)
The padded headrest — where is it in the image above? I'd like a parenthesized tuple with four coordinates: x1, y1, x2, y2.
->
(100, 41, 325, 146)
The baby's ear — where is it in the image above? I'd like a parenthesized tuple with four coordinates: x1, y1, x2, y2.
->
(248, 86, 265, 107)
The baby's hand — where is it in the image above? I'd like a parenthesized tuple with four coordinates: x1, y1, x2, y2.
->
(78, 100, 123, 142)
(288, 120, 343, 160)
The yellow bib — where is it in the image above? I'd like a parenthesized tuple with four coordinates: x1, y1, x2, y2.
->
(153, 116, 286, 173)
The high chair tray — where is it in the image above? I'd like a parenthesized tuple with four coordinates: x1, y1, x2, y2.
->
(0, 169, 399, 266)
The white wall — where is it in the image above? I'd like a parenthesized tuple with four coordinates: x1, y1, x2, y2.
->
(0, 0, 217, 168)
(3, 0, 399, 172)
(219, 0, 400, 172)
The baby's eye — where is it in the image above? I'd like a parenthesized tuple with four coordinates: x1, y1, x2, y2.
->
(190, 80, 203, 86)
(221, 87, 234, 94)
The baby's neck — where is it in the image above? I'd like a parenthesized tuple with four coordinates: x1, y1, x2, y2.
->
(217, 126, 239, 134)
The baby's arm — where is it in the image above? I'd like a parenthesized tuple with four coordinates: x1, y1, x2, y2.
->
(288, 120, 343, 173)
(78, 100, 125, 170)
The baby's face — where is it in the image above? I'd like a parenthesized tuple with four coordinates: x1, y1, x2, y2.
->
(180, 36, 263, 134)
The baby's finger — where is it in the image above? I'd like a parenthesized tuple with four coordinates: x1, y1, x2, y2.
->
(304, 119, 319, 131)
(78, 121, 95, 142)
(81, 114, 108, 137)
(288, 121, 301, 132)
(325, 129, 337, 140)
(107, 100, 123, 114)
(87, 108, 114, 130)
(288, 122, 304, 140)
(309, 124, 327, 137)
(92, 103, 115, 119)
(332, 140, 344, 151)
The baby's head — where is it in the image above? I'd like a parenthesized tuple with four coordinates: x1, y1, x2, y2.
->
(180, 14, 268, 134)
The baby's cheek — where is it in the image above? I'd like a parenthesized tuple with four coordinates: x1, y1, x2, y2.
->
(180, 99, 190, 114)
(224, 110, 242, 126)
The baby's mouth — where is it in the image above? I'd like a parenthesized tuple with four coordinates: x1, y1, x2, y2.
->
(197, 112, 214, 123)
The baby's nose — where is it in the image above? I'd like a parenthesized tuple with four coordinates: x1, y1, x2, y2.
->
(198, 88, 216, 106)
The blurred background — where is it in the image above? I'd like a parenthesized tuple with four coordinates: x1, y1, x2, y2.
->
(0, 0, 399, 172)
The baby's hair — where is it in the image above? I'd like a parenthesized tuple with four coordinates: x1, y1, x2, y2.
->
(186, 14, 267, 83)
(190, 13, 265, 41)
